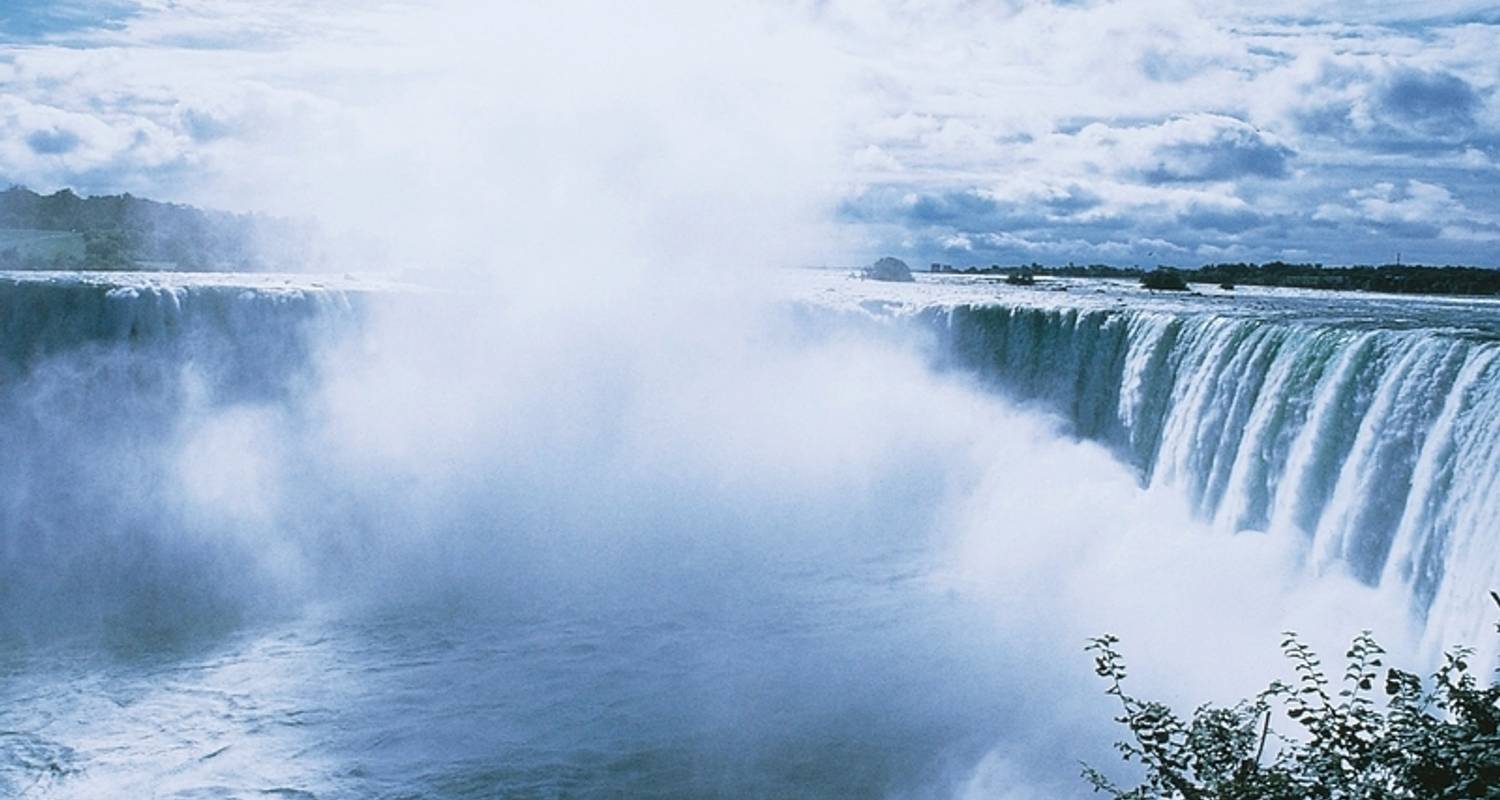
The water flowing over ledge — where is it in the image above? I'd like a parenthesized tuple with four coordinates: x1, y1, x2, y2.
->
(798, 271, 1500, 660)
(0, 271, 410, 375)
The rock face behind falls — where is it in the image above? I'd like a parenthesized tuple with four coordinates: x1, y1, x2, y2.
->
(864, 257, 914, 282)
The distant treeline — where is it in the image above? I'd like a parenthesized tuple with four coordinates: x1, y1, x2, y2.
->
(930, 260, 1500, 296)
(0, 186, 314, 271)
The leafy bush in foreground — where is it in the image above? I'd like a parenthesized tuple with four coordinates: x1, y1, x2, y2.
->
(1083, 601, 1500, 799)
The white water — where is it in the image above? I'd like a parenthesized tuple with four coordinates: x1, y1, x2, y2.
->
(1, 269, 1496, 797)
(809, 272, 1500, 668)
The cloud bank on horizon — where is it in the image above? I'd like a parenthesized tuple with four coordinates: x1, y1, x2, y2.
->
(1, 0, 1497, 266)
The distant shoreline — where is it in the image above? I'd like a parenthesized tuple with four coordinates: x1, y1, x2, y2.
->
(922, 261, 1500, 298)
(0, 186, 310, 272)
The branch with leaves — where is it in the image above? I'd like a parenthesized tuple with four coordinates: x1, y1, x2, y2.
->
(1083, 595, 1500, 799)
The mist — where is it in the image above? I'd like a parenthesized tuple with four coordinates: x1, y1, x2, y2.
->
(0, 2, 1454, 798)
(0, 279, 1419, 796)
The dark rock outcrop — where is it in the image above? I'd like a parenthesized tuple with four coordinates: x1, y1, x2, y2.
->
(863, 256, 914, 282)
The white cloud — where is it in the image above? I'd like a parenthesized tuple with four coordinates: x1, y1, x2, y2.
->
(1312, 180, 1498, 242)
(849, 144, 903, 174)
(1, 0, 1498, 264)
(0, 94, 187, 189)
(940, 233, 973, 251)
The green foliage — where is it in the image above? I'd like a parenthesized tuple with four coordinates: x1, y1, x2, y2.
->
(0, 185, 312, 271)
(82, 230, 131, 267)
(0, 229, 87, 268)
(1141, 270, 1189, 291)
(1083, 619, 1500, 799)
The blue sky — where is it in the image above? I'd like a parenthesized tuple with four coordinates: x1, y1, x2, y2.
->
(1, 1, 1498, 266)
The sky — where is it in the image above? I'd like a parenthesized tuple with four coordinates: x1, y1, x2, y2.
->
(1, 0, 1498, 267)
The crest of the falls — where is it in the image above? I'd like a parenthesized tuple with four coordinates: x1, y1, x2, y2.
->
(800, 271, 1500, 664)
(0, 271, 389, 375)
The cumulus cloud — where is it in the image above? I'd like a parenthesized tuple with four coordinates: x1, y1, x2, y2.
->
(1, 0, 1499, 265)
(838, 112, 1299, 264)
(0, 94, 187, 190)
(819, 0, 1500, 264)
(1137, 118, 1294, 182)
(1278, 57, 1494, 156)
(1030, 114, 1295, 184)
(1312, 179, 1500, 241)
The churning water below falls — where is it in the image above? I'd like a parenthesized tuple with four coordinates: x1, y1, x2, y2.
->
(2, 269, 1498, 798)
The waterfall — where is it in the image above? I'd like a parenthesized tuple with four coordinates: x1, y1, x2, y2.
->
(0, 273, 368, 383)
(932, 300, 1500, 659)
